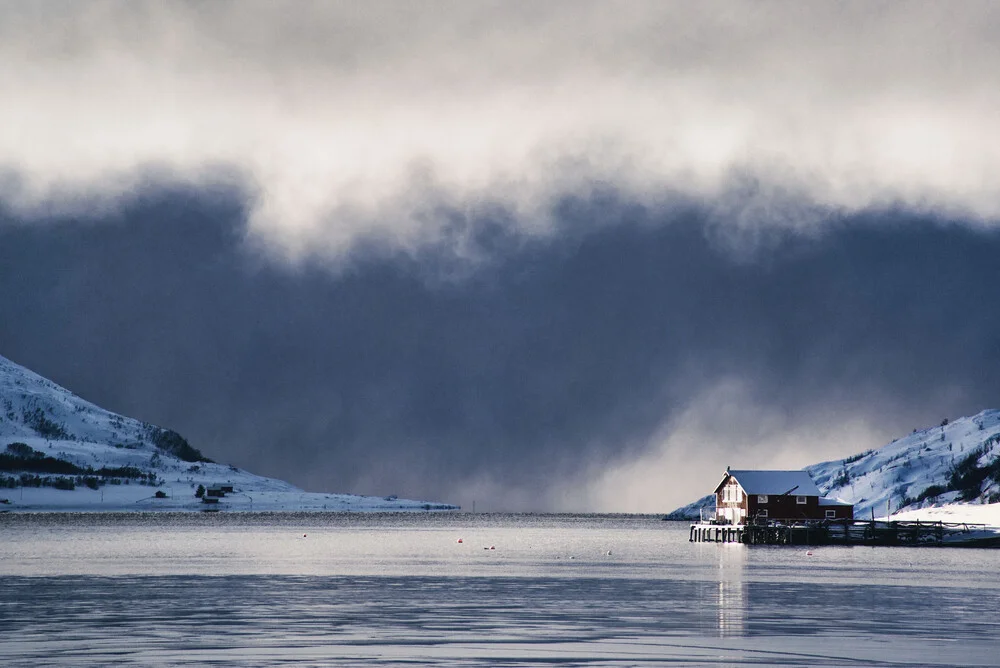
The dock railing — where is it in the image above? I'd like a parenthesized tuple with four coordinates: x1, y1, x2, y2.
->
(690, 516, 1000, 547)
(700, 506, 739, 524)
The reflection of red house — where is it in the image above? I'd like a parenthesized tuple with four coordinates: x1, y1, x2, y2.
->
(714, 469, 853, 524)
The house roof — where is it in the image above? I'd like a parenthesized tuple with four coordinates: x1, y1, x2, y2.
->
(717, 470, 823, 497)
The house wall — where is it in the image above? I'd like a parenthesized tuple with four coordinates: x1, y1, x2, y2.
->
(747, 494, 819, 520)
(821, 505, 854, 520)
(715, 477, 747, 524)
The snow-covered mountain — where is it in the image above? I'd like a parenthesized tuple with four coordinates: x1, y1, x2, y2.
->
(0, 353, 458, 512)
(667, 410, 1000, 522)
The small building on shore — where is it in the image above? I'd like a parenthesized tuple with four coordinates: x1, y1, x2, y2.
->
(714, 469, 853, 524)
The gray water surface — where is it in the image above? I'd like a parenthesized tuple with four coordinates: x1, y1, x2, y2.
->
(1, 513, 998, 666)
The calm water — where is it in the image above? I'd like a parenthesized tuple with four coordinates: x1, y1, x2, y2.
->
(2, 513, 999, 667)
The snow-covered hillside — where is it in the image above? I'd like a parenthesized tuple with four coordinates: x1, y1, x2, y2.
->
(0, 353, 458, 512)
(810, 409, 1000, 519)
(667, 410, 1000, 523)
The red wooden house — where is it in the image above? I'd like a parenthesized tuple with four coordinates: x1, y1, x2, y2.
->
(714, 469, 853, 524)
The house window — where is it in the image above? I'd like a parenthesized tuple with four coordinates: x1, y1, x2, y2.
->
(758, 495, 768, 503)
(825, 510, 836, 519)
(757, 509, 768, 518)
(796, 495, 807, 505)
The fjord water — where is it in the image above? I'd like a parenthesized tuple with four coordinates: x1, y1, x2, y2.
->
(2, 514, 999, 667)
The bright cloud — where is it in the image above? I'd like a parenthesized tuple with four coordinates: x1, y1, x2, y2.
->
(564, 379, 901, 513)
(3, 1, 999, 258)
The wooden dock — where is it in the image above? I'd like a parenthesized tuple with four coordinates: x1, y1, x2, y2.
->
(690, 519, 1000, 547)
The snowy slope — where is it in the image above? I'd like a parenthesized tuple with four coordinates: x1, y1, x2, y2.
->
(667, 410, 1000, 523)
(0, 353, 458, 512)
(808, 409, 1000, 519)
(663, 493, 716, 521)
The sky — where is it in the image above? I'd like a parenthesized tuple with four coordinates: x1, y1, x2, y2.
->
(1, 1, 999, 511)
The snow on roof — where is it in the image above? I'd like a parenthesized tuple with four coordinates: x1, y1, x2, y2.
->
(818, 496, 852, 506)
(720, 470, 822, 496)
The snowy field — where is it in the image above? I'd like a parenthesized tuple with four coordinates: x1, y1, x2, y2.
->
(1, 484, 456, 513)
(883, 502, 1000, 527)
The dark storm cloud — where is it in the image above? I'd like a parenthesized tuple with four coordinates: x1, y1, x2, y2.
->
(2, 183, 998, 509)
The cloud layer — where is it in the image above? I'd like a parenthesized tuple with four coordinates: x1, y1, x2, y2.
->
(3, 1, 1000, 258)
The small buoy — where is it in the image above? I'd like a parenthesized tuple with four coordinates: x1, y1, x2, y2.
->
(303, 534, 307, 538)
(569, 555, 575, 559)
(489, 545, 495, 550)
(806, 551, 813, 556)
(457, 538, 463, 543)
(606, 550, 612, 556)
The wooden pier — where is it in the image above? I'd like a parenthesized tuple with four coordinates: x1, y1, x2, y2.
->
(690, 524, 745, 544)
(690, 519, 1000, 547)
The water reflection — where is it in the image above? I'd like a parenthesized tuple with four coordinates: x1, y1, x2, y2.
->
(716, 545, 748, 638)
